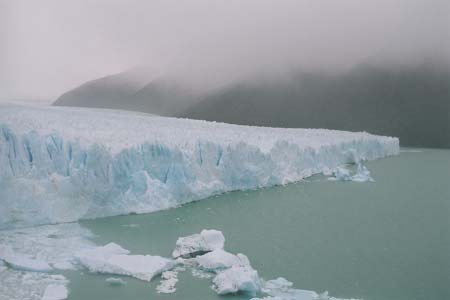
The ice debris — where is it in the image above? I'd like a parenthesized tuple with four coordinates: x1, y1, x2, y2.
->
(196, 249, 246, 271)
(105, 277, 127, 286)
(213, 264, 261, 296)
(172, 230, 261, 296)
(0, 245, 53, 272)
(156, 268, 184, 294)
(251, 277, 361, 300)
(331, 163, 374, 182)
(76, 242, 175, 281)
(0, 269, 69, 300)
(172, 230, 359, 299)
(41, 283, 69, 300)
(172, 229, 225, 258)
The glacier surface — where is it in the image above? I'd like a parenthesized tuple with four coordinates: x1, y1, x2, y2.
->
(0, 103, 399, 228)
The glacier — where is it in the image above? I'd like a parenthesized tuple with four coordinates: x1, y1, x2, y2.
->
(0, 103, 399, 229)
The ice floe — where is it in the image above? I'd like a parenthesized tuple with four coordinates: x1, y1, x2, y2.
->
(172, 229, 225, 258)
(196, 249, 244, 271)
(156, 267, 184, 294)
(250, 277, 362, 300)
(0, 245, 53, 272)
(0, 269, 69, 300)
(41, 283, 69, 300)
(76, 242, 175, 281)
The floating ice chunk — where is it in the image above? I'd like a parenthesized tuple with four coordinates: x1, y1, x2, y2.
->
(0, 223, 95, 272)
(196, 249, 241, 271)
(331, 163, 374, 182)
(191, 268, 214, 279)
(0, 245, 53, 272)
(105, 277, 127, 286)
(41, 284, 68, 300)
(156, 269, 182, 294)
(331, 167, 353, 181)
(172, 229, 225, 258)
(261, 277, 318, 300)
(196, 249, 252, 273)
(213, 264, 261, 295)
(351, 163, 374, 182)
(76, 243, 175, 281)
(257, 277, 361, 300)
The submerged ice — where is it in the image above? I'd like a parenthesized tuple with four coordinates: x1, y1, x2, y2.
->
(0, 103, 399, 229)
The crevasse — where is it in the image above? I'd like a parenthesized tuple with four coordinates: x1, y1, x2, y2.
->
(0, 103, 399, 229)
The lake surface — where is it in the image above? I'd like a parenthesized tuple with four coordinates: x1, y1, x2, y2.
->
(59, 149, 449, 300)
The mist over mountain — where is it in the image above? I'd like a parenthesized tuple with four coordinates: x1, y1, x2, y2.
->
(54, 63, 449, 148)
(181, 63, 449, 148)
(54, 69, 199, 116)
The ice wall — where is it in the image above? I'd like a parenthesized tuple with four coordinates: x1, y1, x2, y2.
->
(0, 103, 399, 229)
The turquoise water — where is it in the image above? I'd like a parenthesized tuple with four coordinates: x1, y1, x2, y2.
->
(63, 149, 449, 300)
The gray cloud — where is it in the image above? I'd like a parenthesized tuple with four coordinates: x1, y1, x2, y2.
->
(1, 0, 449, 100)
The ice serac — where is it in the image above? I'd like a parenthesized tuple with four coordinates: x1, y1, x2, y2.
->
(0, 103, 400, 229)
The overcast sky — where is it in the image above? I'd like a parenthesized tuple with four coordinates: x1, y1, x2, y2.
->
(1, 0, 449, 101)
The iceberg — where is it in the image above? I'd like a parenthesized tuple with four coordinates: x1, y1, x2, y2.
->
(76, 243, 175, 281)
(172, 229, 261, 295)
(0, 103, 399, 228)
(156, 268, 184, 294)
(196, 249, 244, 271)
(212, 264, 261, 295)
(172, 229, 225, 258)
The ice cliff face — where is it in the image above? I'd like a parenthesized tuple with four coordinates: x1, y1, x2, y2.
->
(0, 103, 399, 229)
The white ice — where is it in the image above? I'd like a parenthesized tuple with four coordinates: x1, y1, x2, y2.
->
(0, 223, 93, 300)
(41, 283, 69, 300)
(76, 242, 175, 281)
(0, 245, 53, 272)
(213, 264, 261, 296)
(156, 268, 184, 294)
(173, 229, 261, 296)
(0, 269, 69, 300)
(172, 229, 225, 258)
(196, 249, 244, 271)
(0, 223, 95, 271)
(105, 277, 127, 286)
(252, 277, 361, 300)
(0, 103, 399, 229)
(331, 163, 374, 182)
